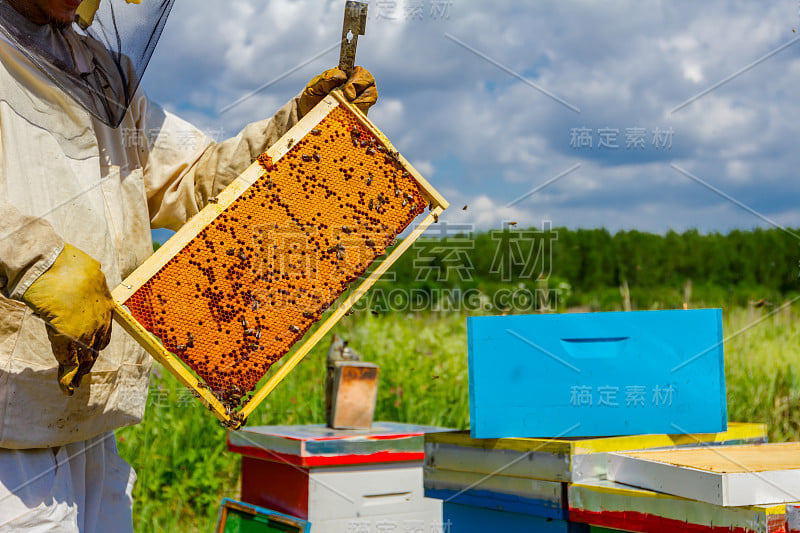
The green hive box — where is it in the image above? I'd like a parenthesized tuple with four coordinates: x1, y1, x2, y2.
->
(216, 499, 309, 533)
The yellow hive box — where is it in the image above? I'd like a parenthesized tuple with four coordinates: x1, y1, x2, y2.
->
(112, 92, 448, 428)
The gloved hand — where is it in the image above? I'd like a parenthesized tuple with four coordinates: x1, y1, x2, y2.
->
(22, 244, 114, 395)
(299, 66, 378, 117)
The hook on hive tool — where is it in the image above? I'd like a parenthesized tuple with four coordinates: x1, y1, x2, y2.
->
(339, 1, 368, 77)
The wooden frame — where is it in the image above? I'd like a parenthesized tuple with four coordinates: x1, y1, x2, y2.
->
(112, 91, 448, 428)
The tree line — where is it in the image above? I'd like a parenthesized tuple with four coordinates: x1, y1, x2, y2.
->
(380, 226, 800, 309)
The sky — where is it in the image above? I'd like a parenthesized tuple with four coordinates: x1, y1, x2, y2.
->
(144, 0, 800, 243)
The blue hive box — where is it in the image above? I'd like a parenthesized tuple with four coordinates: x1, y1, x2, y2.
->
(467, 309, 727, 438)
(443, 502, 589, 533)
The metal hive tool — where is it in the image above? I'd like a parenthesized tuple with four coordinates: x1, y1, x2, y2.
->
(111, 92, 448, 429)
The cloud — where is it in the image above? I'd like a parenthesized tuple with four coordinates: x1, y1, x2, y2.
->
(143, 0, 800, 235)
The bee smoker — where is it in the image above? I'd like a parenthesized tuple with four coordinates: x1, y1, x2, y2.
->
(325, 334, 379, 429)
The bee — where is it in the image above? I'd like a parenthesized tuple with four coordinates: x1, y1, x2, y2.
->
(288, 325, 299, 333)
(311, 128, 322, 135)
(360, 140, 368, 147)
(302, 311, 314, 319)
(371, 309, 380, 316)
(241, 316, 248, 329)
(247, 343, 259, 350)
(258, 154, 274, 170)
(251, 299, 259, 311)
(238, 250, 247, 261)
(402, 171, 409, 178)
(176, 344, 187, 351)
(508, 221, 518, 227)
(350, 126, 360, 138)
(366, 148, 375, 155)
(226, 248, 236, 256)
(369, 199, 374, 210)
(286, 138, 294, 148)
(336, 249, 344, 261)
(187, 333, 195, 348)
(365, 238, 375, 247)
(313, 151, 321, 162)
(327, 244, 339, 253)
(402, 198, 407, 207)
(302, 154, 313, 162)
(345, 309, 356, 316)
(341, 225, 352, 234)
(395, 188, 401, 197)
(462, 205, 468, 211)
(244, 328, 255, 336)
(255, 327, 262, 340)
(433, 213, 439, 223)
(208, 196, 218, 204)
(366, 173, 373, 185)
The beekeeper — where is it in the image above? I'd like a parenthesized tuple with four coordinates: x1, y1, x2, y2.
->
(0, 0, 377, 530)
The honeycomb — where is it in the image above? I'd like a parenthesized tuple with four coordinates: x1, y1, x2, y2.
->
(124, 106, 429, 409)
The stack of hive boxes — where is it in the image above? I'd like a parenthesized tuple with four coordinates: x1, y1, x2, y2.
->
(227, 422, 449, 532)
(424, 310, 800, 532)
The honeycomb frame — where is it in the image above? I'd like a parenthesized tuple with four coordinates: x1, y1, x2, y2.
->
(111, 91, 448, 429)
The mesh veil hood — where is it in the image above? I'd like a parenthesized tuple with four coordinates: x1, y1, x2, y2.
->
(0, 0, 174, 128)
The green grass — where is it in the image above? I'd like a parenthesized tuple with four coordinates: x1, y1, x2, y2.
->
(117, 306, 800, 531)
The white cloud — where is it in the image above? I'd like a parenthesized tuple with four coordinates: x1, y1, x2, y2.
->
(681, 62, 704, 84)
(143, 0, 800, 233)
(410, 159, 435, 177)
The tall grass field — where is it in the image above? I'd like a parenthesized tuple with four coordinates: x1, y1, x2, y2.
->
(117, 306, 800, 531)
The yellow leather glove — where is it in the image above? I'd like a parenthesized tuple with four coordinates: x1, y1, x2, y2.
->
(22, 244, 114, 395)
(299, 66, 378, 117)
(77, 0, 142, 30)
(342, 66, 378, 114)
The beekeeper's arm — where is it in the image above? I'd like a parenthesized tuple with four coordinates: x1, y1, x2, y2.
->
(0, 205, 113, 395)
(143, 67, 377, 230)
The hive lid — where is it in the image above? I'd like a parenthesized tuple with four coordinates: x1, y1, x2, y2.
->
(111, 92, 448, 428)
(227, 421, 449, 466)
(424, 422, 767, 483)
(426, 422, 767, 455)
(608, 442, 800, 507)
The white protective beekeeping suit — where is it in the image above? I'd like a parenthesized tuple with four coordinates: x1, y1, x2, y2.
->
(0, 2, 302, 529)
